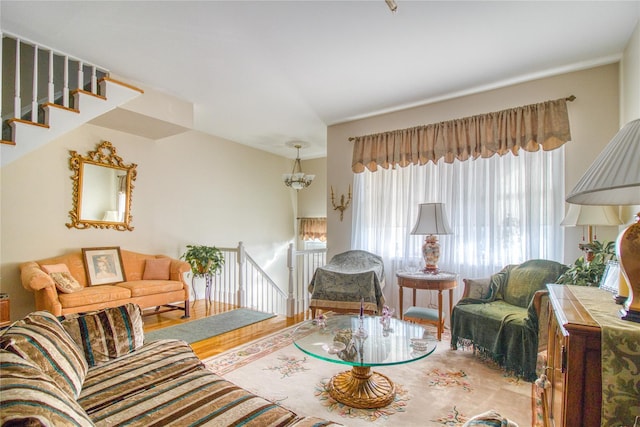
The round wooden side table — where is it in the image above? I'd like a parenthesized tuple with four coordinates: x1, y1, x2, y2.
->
(396, 271, 457, 341)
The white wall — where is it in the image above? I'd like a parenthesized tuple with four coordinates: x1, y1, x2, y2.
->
(621, 21, 640, 125)
(1, 123, 298, 319)
(327, 63, 622, 265)
(296, 157, 327, 220)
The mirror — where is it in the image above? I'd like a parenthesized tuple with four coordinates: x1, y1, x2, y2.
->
(66, 141, 137, 231)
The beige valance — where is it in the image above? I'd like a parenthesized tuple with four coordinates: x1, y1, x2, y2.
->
(351, 97, 573, 173)
(299, 217, 327, 242)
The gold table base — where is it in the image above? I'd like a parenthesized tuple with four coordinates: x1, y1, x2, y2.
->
(327, 365, 396, 409)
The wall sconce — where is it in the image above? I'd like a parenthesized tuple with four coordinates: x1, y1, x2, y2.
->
(331, 185, 352, 221)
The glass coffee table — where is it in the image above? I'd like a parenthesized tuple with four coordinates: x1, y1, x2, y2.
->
(293, 314, 436, 409)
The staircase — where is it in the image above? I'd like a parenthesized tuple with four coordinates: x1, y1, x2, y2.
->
(1, 32, 143, 167)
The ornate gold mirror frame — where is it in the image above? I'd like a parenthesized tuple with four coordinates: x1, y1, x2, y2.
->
(66, 141, 137, 231)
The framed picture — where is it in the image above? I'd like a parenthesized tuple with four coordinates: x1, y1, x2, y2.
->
(599, 260, 620, 294)
(82, 247, 125, 286)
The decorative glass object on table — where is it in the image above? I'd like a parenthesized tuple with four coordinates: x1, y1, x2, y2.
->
(380, 304, 395, 334)
(293, 314, 436, 409)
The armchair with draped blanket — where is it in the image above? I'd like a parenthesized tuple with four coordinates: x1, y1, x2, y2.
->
(308, 250, 385, 318)
(450, 259, 567, 381)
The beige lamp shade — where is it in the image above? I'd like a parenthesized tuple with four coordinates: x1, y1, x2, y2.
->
(411, 203, 452, 235)
(560, 204, 622, 227)
(566, 119, 640, 205)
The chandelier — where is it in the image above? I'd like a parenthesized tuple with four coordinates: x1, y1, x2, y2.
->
(282, 143, 315, 190)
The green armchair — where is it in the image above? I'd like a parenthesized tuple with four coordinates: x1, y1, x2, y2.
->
(450, 259, 567, 381)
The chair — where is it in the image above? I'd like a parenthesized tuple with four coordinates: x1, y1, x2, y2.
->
(308, 250, 385, 318)
(450, 259, 567, 381)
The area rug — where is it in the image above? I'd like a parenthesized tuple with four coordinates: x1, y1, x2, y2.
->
(144, 308, 275, 344)
(203, 323, 538, 427)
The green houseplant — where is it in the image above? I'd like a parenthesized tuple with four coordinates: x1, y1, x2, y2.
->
(181, 244, 225, 277)
(557, 240, 616, 286)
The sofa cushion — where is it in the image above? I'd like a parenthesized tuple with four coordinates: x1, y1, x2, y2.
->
(37, 253, 89, 287)
(58, 285, 131, 308)
(88, 369, 298, 427)
(79, 339, 203, 414)
(41, 263, 71, 274)
(116, 280, 184, 297)
(51, 271, 83, 294)
(0, 311, 88, 400)
(60, 304, 144, 368)
(0, 350, 94, 427)
(143, 258, 171, 280)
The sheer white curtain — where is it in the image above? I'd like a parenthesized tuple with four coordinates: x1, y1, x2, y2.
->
(351, 148, 565, 312)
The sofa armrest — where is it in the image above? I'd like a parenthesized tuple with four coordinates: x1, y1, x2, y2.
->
(531, 289, 550, 352)
(157, 256, 190, 285)
(20, 262, 55, 292)
(462, 277, 491, 300)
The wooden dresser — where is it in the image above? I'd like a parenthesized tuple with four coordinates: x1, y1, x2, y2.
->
(544, 285, 602, 427)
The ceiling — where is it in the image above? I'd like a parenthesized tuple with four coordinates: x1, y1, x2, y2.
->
(2, 1, 639, 159)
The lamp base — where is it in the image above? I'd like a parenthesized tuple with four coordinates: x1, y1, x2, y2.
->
(620, 308, 640, 323)
(617, 214, 640, 323)
(422, 234, 441, 274)
(614, 294, 628, 305)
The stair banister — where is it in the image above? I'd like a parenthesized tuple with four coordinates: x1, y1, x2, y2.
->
(48, 50, 54, 104)
(14, 38, 21, 118)
(77, 61, 83, 96)
(237, 241, 246, 307)
(31, 44, 38, 122)
(63, 55, 70, 107)
(286, 243, 295, 317)
(91, 65, 98, 94)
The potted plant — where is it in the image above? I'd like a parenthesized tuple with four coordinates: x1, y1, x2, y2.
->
(557, 240, 616, 286)
(181, 244, 225, 278)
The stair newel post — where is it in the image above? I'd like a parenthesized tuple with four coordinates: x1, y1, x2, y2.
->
(286, 243, 295, 318)
(31, 44, 38, 122)
(47, 50, 54, 104)
(90, 66, 97, 95)
(237, 241, 246, 308)
(63, 55, 69, 108)
(13, 38, 21, 119)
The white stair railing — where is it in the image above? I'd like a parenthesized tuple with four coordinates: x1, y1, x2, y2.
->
(2, 31, 109, 126)
(287, 243, 327, 316)
(188, 241, 326, 317)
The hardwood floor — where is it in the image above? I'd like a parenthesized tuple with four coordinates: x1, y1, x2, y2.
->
(142, 300, 312, 360)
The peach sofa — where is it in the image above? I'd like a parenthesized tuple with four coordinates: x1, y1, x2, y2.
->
(20, 249, 190, 317)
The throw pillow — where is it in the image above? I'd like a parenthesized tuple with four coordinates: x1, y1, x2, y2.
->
(463, 278, 492, 300)
(50, 271, 82, 293)
(0, 350, 94, 427)
(40, 263, 71, 274)
(142, 257, 171, 280)
(0, 311, 88, 400)
(60, 303, 144, 368)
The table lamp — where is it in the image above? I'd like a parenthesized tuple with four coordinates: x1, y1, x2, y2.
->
(410, 203, 452, 273)
(560, 204, 622, 261)
(566, 118, 640, 322)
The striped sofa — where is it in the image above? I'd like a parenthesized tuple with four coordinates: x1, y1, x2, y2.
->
(0, 304, 342, 427)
